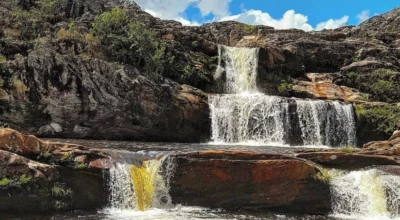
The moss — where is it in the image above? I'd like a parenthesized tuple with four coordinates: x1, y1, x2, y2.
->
(60, 153, 73, 161)
(0, 55, 6, 63)
(339, 146, 360, 153)
(41, 151, 51, 159)
(277, 81, 293, 96)
(19, 174, 32, 184)
(0, 178, 11, 186)
(51, 183, 73, 198)
(74, 162, 88, 169)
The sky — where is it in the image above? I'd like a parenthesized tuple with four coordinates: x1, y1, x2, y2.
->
(134, 0, 400, 31)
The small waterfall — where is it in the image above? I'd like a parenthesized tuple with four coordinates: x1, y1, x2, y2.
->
(209, 45, 357, 147)
(215, 45, 259, 93)
(209, 94, 356, 147)
(330, 169, 400, 219)
(107, 151, 176, 211)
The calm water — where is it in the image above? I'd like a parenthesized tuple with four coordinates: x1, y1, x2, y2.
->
(6, 139, 333, 220)
(45, 139, 328, 154)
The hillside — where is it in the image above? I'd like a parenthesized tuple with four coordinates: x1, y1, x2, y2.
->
(0, 0, 399, 145)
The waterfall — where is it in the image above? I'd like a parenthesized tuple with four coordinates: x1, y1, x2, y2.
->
(106, 152, 176, 211)
(210, 45, 357, 147)
(209, 94, 356, 147)
(330, 169, 400, 219)
(215, 45, 259, 93)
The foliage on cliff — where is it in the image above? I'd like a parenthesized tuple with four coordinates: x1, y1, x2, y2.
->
(355, 104, 400, 145)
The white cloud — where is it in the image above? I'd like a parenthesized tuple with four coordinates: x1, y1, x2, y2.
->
(221, 10, 348, 31)
(134, 0, 230, 25)
(357, 10, 370, 24)
(197, 0, 231, 18)
(315, 16, 349, 30)
(134, 0, 349, 30)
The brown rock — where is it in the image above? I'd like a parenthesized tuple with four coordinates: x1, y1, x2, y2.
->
(296, 152, 399, 170)
(170, 150, 330, 214)
(292, 80, 362, 101)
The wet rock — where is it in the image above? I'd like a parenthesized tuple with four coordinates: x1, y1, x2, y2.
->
(296, 152, 399, 170)
(292, 80, 362, 101)
(170, 150, 331, 214)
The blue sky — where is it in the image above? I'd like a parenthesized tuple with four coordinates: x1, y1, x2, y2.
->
(135, 0, 400, 30)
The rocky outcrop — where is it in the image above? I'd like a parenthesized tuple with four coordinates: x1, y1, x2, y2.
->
(170, 150, 331, 214)
(1, 49, 210, 142)
(0, 129, 110, 213)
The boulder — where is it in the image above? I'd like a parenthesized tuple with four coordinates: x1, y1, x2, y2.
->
(170, 150, 331, 214)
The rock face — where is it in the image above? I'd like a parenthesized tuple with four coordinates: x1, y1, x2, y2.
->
(0, 129, 110, 213)
(1, 1, 400, 144)
(1, 50, 210, 142)
(170, 150, 331, 214)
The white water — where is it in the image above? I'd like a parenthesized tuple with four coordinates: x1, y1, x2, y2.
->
(107, 154, 176, 211)
(330, 169, 400, 220)
(209, 45, 356, 147)
(215, 45, 259, 93)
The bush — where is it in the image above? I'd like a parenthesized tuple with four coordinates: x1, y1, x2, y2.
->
(12, 0, 67, 40)
(277, 81, 293, 96)
(91, 8, 172, 78)
(355, 104, 400, 144)
(345, 68, 400, 103)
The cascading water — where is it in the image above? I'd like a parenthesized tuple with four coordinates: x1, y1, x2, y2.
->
(106, 151, 176, 212)
(210, 45, 356, 147)
(215, 45, 259, 93)
(330, 169, 400, 219)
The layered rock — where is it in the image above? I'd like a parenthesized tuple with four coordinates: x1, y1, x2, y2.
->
(0, 128, 110, 213)
(170, 150, 331, 214)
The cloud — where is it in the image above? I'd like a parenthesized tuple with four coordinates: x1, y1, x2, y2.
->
(134, 0, 349, 30)
(197, 0, 232, 18)
(315, 16, 349, 30)
(134, 0, 230, 25)
(357, 10, 370, 24)
(221, 10, 348, 31)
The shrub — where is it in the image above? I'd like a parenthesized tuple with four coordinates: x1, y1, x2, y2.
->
(355, 104, 400, 144)
(277, 81, 293, 96)
(0, 178, 10, 186)
(345, 68, 400, 103)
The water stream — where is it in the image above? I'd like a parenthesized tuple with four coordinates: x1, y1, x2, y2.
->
(210, 45, 356, 147)
(330, 169, 400, 220)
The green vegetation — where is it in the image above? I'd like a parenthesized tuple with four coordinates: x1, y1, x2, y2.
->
(60, 153, 72, 161)
(243, 24, 257, 32)
(339, 146, 360, 153)
(56, 22, 81, 41)
(277, 81, 293, 96)
(51, 183, 73, 197)
(19, 174, 32, 184)
(74, 162, 88, 169)
(11, 0, 67, 40)
(0, 178, 11, 186)
(0, 55, 6, 63)
(355, 104, 400, 142)
(314, 168, 345, 183)
(90, 8, 171, 78)
(345, 68, 400, 103)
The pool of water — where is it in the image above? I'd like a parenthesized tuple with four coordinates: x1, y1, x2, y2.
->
(45, 139, 327, 154)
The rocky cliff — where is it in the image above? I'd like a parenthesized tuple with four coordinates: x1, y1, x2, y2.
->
(0, 0, 399, 144)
